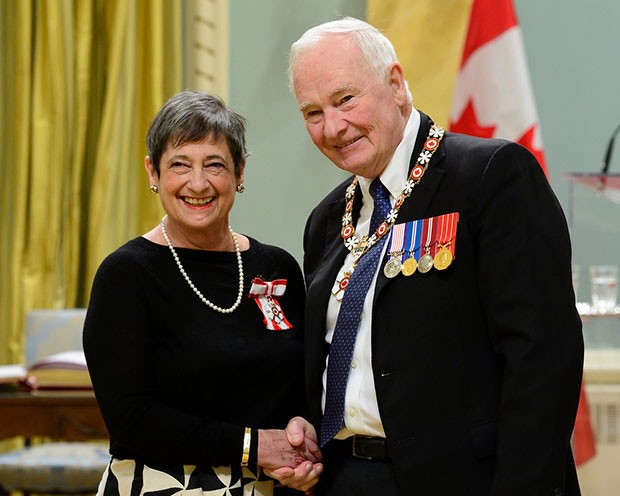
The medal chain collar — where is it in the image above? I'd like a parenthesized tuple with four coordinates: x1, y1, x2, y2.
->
(160, 215, 245, 314)
(340, 124, 445, 265)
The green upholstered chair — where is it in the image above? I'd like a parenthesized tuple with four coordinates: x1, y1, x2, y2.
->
(0, 309, 109, 495)
(24, 308, 90, 365)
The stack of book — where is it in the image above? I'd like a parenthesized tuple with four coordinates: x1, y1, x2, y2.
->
(0, 350, 91, 390)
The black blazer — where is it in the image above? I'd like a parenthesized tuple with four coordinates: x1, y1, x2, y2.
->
(303, 112, 583, 495)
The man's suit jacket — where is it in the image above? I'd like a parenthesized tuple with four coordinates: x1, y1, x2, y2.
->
(303, 112, 584, 495)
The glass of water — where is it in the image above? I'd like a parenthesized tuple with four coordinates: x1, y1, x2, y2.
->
(589, 265, 618, 313)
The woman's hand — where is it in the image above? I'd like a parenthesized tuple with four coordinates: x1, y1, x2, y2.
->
(268, 459, 323, 495)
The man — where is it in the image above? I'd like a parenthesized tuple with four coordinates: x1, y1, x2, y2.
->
(285, 16, 583, 496)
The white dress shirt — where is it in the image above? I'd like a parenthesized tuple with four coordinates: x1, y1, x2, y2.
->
(322, 110, 421, 439)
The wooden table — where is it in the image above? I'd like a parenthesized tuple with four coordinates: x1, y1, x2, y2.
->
(0, 389, 108, 441)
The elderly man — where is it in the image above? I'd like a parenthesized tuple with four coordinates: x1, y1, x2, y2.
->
(279, 16, 583, 496)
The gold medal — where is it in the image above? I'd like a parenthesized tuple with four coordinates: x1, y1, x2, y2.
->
(418, 253, 434, 274)
(433, 214, 459, 271)
(401, 257, 418, 276)
(433, 247, 453, 270)
(383, 257, 402, 279)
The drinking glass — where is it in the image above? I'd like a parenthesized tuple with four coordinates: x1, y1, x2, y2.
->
(589, 265, 618, 313)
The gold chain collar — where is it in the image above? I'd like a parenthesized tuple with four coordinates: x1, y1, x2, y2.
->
(340, 124, 445, 266)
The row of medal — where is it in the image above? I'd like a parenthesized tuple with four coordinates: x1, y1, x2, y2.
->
(331, 213, 459, 300)
(383, 243, 454, 278)
(383, 212, 459, 278)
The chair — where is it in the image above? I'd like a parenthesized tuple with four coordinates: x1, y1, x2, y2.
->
(0, 309, 109, 495)
(23, 308, 90, 365)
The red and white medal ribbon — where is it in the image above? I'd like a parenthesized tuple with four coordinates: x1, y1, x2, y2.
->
(435, 212, 459, 257)
(386, 222, 406, 261)
(422, 216, 435, 256)
(248, 277, 292, 330)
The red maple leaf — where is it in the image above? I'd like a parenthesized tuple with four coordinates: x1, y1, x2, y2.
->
(449, 100, 496, 139)
(517, 125, 548, 177)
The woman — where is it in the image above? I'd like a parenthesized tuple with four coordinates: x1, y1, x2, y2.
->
(83, 91, 320, 495)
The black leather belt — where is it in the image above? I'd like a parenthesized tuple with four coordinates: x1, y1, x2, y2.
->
(330, 435, 389, 460)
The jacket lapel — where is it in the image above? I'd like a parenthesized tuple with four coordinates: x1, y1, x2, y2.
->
(373, 112, 446, 298)
(306, 181, 362, 333)
(305, 183, 361, 421)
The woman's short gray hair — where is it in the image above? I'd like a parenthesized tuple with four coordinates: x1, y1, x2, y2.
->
(288, 17, 399, 91)
(146, 90, 247, 177)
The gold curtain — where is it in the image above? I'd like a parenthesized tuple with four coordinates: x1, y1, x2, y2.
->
(367, 0, 473, 128)
(0, 0, 182, 364)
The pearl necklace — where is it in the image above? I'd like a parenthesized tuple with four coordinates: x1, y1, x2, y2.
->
(160, 215, 244, 314)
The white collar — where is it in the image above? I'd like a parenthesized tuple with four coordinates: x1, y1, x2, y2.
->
(358, 109, 421, 202)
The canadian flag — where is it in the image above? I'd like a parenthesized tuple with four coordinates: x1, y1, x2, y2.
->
(449, 0, 547, 176)
(573, 381, 597, 466)
(450, 0, 595, 466)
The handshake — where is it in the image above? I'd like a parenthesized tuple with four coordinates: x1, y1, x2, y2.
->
(258, 417, 324, 495)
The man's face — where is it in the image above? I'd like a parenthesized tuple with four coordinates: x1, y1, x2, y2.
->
(292, 35, 409, 179)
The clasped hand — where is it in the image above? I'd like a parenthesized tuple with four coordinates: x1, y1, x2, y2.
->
(259, 417, 323, 495)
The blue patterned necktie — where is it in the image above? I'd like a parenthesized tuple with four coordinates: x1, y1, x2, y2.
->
(321, 179, 392, 446)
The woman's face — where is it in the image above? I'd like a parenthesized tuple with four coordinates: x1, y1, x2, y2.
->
(145, 135, 243, 245)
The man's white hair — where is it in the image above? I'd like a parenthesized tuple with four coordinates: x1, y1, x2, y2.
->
(288, 17, 411, 103)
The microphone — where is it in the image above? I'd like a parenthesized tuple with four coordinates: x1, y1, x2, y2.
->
(598, 121, 620, 190)
(602, 121, 620, 174)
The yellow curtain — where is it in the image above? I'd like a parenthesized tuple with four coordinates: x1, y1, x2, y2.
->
(367, 0, 473, 128)
(0, 0, 182, 365)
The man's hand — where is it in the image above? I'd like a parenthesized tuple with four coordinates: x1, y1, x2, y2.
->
(285, 416, 322, 462)
(262, 417, 323, 495)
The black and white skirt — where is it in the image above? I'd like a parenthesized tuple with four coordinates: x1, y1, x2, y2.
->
(96, 458, 275, 496)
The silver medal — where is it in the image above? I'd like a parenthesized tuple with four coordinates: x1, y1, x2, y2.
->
(417, 253, 434, 274)
(383, 257, 402, 278)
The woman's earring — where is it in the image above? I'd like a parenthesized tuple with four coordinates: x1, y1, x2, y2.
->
(150, 185, 159, 194)
(236, 183, 245, 193)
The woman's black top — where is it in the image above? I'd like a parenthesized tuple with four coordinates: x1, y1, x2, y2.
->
(83, 236, 306, 468)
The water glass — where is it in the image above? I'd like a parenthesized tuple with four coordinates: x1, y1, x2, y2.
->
(589, 265, 618, 313)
